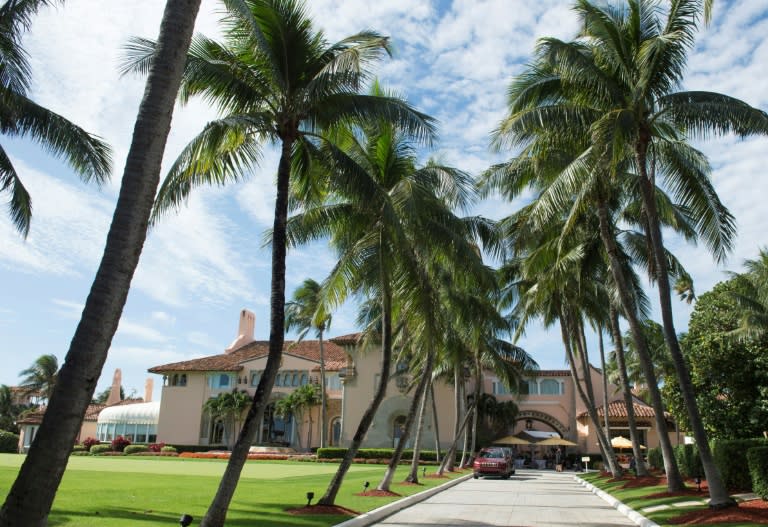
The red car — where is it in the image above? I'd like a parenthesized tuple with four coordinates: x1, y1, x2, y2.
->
(472, 447, 514, 479)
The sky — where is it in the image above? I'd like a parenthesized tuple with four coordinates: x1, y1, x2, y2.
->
(1, 0, 767, 402)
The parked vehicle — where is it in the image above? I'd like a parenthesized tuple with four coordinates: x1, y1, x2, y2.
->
(472, 447, 513, 479)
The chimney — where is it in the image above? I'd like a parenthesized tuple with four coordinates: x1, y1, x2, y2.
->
(106, 369, 122, 405)
(225, 309, 256, 353)
(144, 378, 154, 403)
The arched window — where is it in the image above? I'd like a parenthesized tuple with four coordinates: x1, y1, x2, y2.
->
(300, 373, 308, 385)
(210, 419, 225, 445)
(283, 373, 291, 387)
(292, 373, 299, 387)
(179, 374, 187, 387)
(171, 374, 179, 386)
(275, 375, 282, 387)
(251, 372, 261, 386)
(330, 417, 341, 446)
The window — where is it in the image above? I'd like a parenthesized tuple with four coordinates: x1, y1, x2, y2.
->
(282, 372, 291, 387)
(251, 372, 261, 386)
(326, 374, 341, 390)
(300, 373, 308, 385)
(208, 373, 232, 389)
(179, 374, 187, 387)
(292, 373, 299, 387)
(525, 380, 539, 395)
(492, 381, 510, 395)
(539, 379, 561, 395)
(392, 415, 407, 448)
(331, 417, 341, 446)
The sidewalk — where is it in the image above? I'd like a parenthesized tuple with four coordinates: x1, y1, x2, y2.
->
(336, 469, 645, 527)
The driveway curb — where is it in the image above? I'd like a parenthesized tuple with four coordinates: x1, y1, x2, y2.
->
(332, 473, 473, 527)
(575, 475, 660, 527)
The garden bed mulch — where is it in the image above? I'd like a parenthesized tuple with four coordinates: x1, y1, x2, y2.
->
(354, 489, 400, 497)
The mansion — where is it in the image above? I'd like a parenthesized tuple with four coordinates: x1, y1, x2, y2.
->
(146, 309, 679, 454)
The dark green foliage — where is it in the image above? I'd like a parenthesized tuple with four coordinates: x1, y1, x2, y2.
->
(160, 445, 177, 453)
(711, 438, 768, 491)
(71, 444, 85, 452)
(647, 447, 664, 471)
(316, 448, 450, 462)
(168, 444, 225, 453)
(0, 431, 19, 453)
(663, 280, 768, 439)
(124, 445, 149, 455)
(110, 435, 130, 452)
(747, 447, 768, 499)
(673, 444, 703, 478)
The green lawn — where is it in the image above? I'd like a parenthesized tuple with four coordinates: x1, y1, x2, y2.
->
(0, 454, 464, 526)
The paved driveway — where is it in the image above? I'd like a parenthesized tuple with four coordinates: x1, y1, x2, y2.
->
(370, 469, 637, 527)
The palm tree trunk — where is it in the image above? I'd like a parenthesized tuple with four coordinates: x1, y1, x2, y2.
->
(635, 142, 731, 506)
(318, 331, 327, 449)
(317, 250, 393, 506)
(431, 383, 441, 463)
(596, 197, 684, 490)
(598, 327, 611, 443)
(436, 401, 476, 476)
(469, 354, 482, 461)
(406, 373, 433, 483)
(446, 368, 461, 472)
(378, 348, 433, 490)
(567, 312, 621, 477)
(608, 307, 648, 476)
(0, 3, 201, 524)
(459, 382, 470, 467)
(201, 136, 295, 527)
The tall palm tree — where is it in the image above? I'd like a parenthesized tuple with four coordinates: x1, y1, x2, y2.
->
(123, 2, 434, 524)
(0, 1, 201, 524)
(204, 390, 251, 448)
(287, 95, 482, 503)
(17, 354, 58, 403)
(285, 278, 331, 448)
(728, 249, 768, 341)
(0, 0, 112, 237)
(521, 0, 768, 506)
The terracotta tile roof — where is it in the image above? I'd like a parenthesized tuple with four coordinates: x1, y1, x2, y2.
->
(84, 404, 107, 421)
(577, 398, 670, 420)
(530, 370, 571, 377)
(148, 339, 348, 374)
(16, 407, 46, 425)
(17, 399, 147, 424)
(330, 333, 363, 345)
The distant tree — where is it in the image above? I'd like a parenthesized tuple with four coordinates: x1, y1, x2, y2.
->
(0, 385, 20, 433)
(663, 280, 768, 439)
(274, 383, 320, 451)
(18, 354, 58, 403)
(203, 390, 251, 448)
(92, 385, 124, 404)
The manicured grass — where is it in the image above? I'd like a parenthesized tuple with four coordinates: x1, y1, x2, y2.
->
(0, 454, 463, 526)
(580, 471, 759, 527)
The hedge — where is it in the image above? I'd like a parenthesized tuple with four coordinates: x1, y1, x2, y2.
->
(647, 447, 663, 471)
(711, 438, 768, 491)
(168, 444, 227, 453)
(674, 444, 703, 479)
(747, 446, 768, 500)
(316, 447, 459, 462)
(124, 445, 149, 455)
(0, 431, 19, 453)
(90, 444, 111, 455)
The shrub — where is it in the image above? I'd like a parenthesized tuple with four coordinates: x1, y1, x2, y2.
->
(82, 437, 99, 452)
(90, 444, 111, 455)
(148, 442, 166, 453)
(747, 447, 768, 500)
(167, 444, 226, 453)
(72, 444, 86, 452)
(674, 444, 703, 479)
(647, 447, 663, 471)
(124, 445, 149, 455)
(0, 431, 19, 453)
(711, 438, 768, 491)
(160, 445, 177, 453)
(111, 435, 131, 453)
(71, 450, 91, 456)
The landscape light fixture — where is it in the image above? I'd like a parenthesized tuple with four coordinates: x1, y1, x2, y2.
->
(306, 491, 314, 506)
(363, 481, 370, 492)
(694, 476, 702, 492)
(179, 513, 193, 527)
(422, 467, 426, 477)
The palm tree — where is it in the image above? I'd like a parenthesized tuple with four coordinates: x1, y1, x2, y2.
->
(0, 0, 112, 237)
(122, 2, 434, 523)
(728, 249, 768, 341)
(0, 1, 202, 524)
(287, 92, 484, 503)
(285, 278, 331, 448)
(17, 354, 58, 403)
(523, 0, 768, 506)
(204, 390, 251, 448)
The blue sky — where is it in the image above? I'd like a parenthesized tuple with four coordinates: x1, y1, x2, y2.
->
(1, 0, 767, 401)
